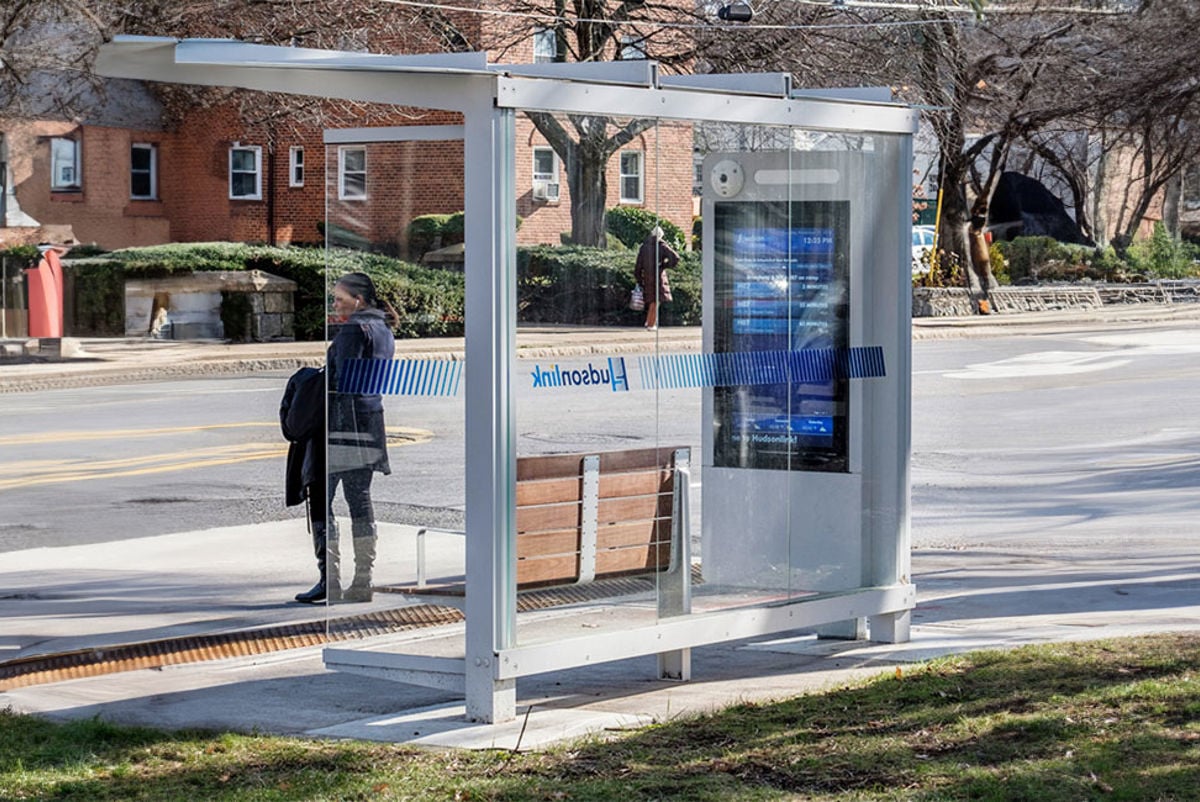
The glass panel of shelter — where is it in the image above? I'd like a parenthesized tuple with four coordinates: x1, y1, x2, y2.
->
(698, 125, 867, 615)
(315, 113, 907, 659)
(323, 134, 468, 656)
(504, 114, 880, 647)
(510, 113, 667, 648)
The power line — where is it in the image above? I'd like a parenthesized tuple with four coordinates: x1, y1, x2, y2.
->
(371, 0, 966, 32)
(371, 0, 1132, 32)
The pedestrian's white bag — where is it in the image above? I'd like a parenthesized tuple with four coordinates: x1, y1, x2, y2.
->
(629, 285, 645, 311)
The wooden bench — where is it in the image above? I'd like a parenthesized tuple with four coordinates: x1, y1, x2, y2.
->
(408, 446, 691, 594)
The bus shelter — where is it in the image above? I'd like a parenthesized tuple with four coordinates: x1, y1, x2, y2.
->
(97, 36, 917, 724)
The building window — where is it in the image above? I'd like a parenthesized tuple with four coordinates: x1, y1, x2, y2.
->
(289, 146, 304, 187)
(229, 145, 262, 200)
(130, 143, 157, 199)
(619, 150, 643, 204)
(532, 146, 560, 202)
(338, 146, 366, 200)
(620, 35, 647, 61)
(1184, 163, 1200, 211)
(533, 27, 556, 63)
(51, 137, 81, 191)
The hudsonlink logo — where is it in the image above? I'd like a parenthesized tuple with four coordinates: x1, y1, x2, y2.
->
(530, 357, 629, 392)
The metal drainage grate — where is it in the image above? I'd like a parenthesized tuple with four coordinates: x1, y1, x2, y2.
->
(0, 603, 464, 691)
(1, 569, 704, 691)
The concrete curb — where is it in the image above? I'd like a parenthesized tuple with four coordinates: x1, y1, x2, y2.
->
(0, 356, 325, 394)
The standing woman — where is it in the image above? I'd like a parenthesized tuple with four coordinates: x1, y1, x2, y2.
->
(634, 226, 679, 330)
(310, 271, 395, 603)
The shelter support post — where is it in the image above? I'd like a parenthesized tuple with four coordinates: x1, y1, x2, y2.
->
(463, 104, 519, 724)
(869, 611, 911, 644)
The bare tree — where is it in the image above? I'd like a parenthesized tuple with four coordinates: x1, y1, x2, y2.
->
(1090, 1, 1200, 251)
(109, 0, 483, 136)
(696, 1, 1148, 301)
(0, 0, 109, 118)
(484, 1, 701, 246)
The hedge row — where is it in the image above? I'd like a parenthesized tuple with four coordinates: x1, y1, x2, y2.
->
(604, 207, 688, 254)
(517, 245, 700, 327)
(67, 241, 701, 341)
(994, 227, 1200, 284)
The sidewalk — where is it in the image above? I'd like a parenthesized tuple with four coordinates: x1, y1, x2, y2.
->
(3, 518, 1199, 749)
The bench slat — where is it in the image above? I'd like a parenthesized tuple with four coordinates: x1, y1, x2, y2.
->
(598, 469, 674, 499)
(515, 469, 674, 507)
(597, 495, 674, 526)
(516, 446, 682, 482)
(517, 493, 673, 534)
(517, 520, 671, 559)
(516, 501, 580, 534)
(517, 544, 670, 586)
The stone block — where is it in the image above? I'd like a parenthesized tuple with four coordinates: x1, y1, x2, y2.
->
(263, 291, 293, 314)
(258, 313, 285, 340)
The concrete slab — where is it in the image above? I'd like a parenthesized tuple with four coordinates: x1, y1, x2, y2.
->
(309, 702, 652, 750)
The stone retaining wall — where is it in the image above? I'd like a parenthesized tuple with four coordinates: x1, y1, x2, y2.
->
(915, 281, 1200, 317)
(124, 270, 297, 342)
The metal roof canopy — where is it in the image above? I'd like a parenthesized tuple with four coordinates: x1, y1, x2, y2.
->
(96, 36, 918, 133)
(94, 35, 917, 726)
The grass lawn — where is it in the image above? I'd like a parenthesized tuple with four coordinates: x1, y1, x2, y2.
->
(2, 634, 1198, 801)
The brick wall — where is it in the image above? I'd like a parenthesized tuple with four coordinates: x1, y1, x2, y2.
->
(1095, 145, 1164, 244)
(515, 119, 694, 246)
(3, 119, 171, 249)
(160, 106, 240, 243)
(326, 139, 465, 252)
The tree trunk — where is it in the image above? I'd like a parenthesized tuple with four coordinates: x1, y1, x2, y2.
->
(1163, 171, 1182, 239)
(565, 139, 608, 247)
(528, 111, 656, 247)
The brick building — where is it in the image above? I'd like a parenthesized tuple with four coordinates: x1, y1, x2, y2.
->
(1, 17, 695, 254)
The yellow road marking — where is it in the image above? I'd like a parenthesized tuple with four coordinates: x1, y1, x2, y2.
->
(0, 426, 433, 490)
(0, 422, 276, 447)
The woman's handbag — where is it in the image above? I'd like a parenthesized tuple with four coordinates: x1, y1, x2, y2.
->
(629, 285, 645, 311)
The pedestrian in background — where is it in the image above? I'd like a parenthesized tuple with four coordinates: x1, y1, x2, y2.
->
(634, 226, 679, 330)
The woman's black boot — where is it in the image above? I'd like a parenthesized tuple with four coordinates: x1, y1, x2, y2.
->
(295, 520, 328, 603)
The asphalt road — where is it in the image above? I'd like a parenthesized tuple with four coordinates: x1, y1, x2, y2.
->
(3, 320, 1200, 558)
(912, 324, 1200, 555)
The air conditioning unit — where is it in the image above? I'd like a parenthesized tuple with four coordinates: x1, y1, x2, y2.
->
(533, 180, 560, 202)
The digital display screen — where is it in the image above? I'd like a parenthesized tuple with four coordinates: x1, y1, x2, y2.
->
(713, 200, 849, 472)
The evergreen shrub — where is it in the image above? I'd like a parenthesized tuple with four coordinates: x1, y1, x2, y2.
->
(604, 207, 687, 253)
(405, 214, 452, 260)
(996, 237, 1126, 283)
(516, 245, 700, 326)
(68, 261, 125, 336)
(1127, 222, 1199, 279)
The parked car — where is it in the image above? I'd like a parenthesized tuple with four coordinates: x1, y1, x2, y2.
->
(912, 225, 936, 275)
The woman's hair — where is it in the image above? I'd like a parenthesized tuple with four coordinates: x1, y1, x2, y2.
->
(335, 272, 379, 308)
(336, 271, 398, 326)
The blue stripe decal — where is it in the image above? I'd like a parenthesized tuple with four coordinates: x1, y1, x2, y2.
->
(340, 358, 464, 397)
(638, 346, 885, 390)
(339, 347, 883, 396)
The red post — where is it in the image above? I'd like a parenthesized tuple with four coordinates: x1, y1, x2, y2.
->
(25, 249, 65, 338)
